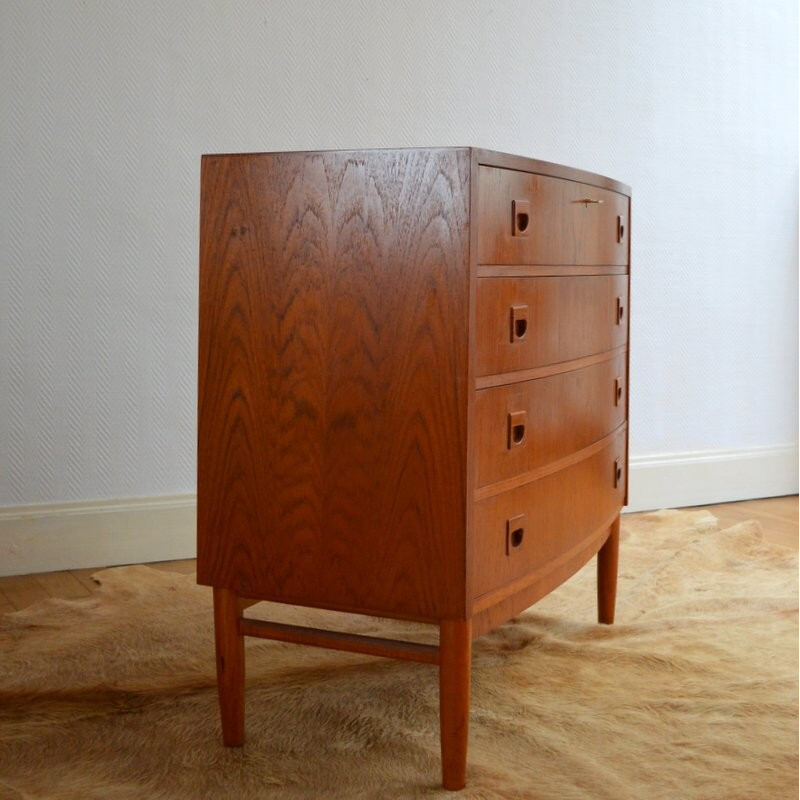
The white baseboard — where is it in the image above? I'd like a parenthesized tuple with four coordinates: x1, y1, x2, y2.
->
(0, 443, 797, 576)
(0, 495, 196, 577)
(625, 443, 799, 512)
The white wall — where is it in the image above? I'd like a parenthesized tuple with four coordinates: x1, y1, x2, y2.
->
(1, 1, 797, 571)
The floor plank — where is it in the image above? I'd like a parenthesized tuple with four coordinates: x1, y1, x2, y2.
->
(148, 559, 197, 575)
(695, 495, 797, 549)
(70, 568, 104, 593)
(34, 570, 91, 600)
(626, 495, 797, 551)
(1, 575, 51, 611)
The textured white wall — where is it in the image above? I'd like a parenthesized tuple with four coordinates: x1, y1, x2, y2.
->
(1, 0, 797, 507)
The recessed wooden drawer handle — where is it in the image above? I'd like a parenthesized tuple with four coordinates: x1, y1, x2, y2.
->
(614, 377, 623, 406)
(616, 297, 625, 325)
(617, 214, 626, 243)
(512, 199, 530, 237)
(510, 305, 528, 342)
(614, 458, 623, 488)
(573, 198, 604, 207)
(507, 411, 527, 449)
(506, 514, 526, 555)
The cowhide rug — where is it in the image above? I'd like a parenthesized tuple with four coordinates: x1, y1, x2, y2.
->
(0, 510, 796, 798)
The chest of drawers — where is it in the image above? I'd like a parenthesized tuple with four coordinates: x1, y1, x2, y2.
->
(197, 147, 630, 790)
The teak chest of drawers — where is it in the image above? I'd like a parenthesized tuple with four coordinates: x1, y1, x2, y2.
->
(198, 147, 630, 790)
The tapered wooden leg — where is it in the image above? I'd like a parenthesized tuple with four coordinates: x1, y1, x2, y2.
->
(439, 618, 472, 790)
(597, 514, 620, 624)
(213, 587, 245, 746)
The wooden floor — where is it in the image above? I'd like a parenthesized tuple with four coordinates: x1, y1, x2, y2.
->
(0, 496, 796, 614)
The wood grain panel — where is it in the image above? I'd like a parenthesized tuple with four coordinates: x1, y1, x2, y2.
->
(472, 430, 626, 598)
(470, 513, 617, 637)
(473, 149, 631, 195)
(477, 166, 629, 266)
(197, 149, 472, 621)
(474, 428, 624, 501)
(474, 354, 627, 489)
(475, 346, 627, 390)
(475, 275, 628, 377)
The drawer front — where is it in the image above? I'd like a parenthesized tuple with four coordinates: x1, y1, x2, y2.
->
(473, 430, 626, 598)
(476, 275, 628, 377)
(477, 166, 629, 266)
(474, 354, 627, 489)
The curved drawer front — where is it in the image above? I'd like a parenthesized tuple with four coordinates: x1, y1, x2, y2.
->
(472, 429, 626, 599)
(474, 354, 627, 490)
(476, 275, 628, 377)
(477, 166, 629, 266)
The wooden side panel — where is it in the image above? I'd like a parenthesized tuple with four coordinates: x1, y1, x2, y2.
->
(197, 149, 471, 621)
(472, 429, 626, 598)
(474, 353, 627, 489)
(475, 275, 628, 377)
(477, 166, 629, 265)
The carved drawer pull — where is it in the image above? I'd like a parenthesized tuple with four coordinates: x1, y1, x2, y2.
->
(614, 377, 623, 406)
(510, 305, 528, 342)
(512, 199, 530, 236)
(573, 198, 604, 207)
(507, 411, 527, 449)
(506, 514, 526, 555)
(614, 458, 623, 488)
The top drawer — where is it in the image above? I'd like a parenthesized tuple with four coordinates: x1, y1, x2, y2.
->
(477, 166, 629, 266)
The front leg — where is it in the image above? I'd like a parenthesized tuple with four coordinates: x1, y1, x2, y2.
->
(597, 514, 620, 624)
(213, 587, 245, 745)
(439, 618, 472, 790)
